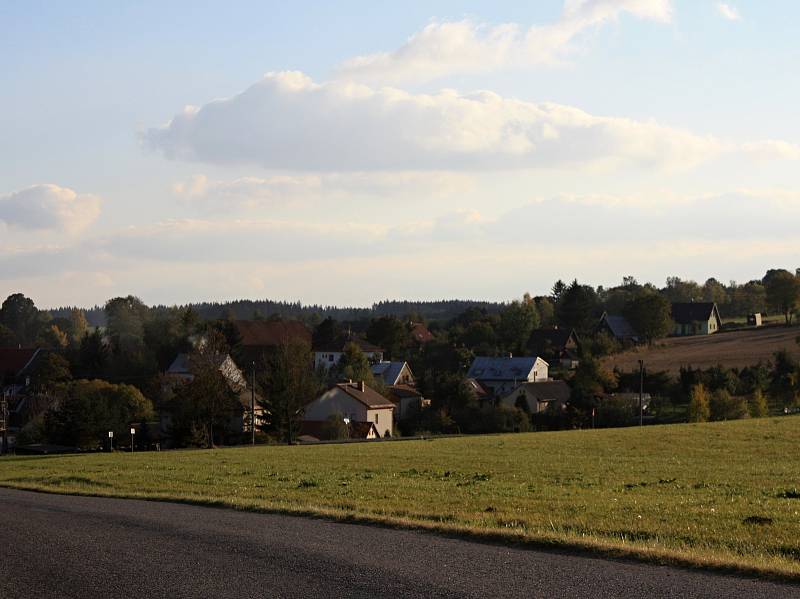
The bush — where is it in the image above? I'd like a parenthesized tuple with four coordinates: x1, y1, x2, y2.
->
(709, 389, 748, 421)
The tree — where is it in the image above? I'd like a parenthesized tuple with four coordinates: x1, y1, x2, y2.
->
(39, 324, 68, 349)
(749, 389, 769, 418)
(623, 292, 672, 344)
(320, 412, 350, 440)
(366, 316, 408, 360)
(312, 317, 342, 350)
(688, 384, 711, 422)
(29, 353, 72, 393)
(0, 293, 41, 346)
(258, 339, 320, 444)
(0, 323, 17, 346)
(556, 280, 599, 335)
(764, 270, 800, 325)
(336, 342, 376, 386)
(498, 295, 539, 355)
(44, 379, 154, 448)
(70, 309, 89, 345)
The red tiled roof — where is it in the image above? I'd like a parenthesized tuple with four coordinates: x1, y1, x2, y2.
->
(410, 322, 434, 343)
(234, 320, 311, 347)
(0, 348, 39, 377)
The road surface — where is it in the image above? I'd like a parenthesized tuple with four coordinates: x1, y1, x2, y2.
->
(0, 487, 796, 598)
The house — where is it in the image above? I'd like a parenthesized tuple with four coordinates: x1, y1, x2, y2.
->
(598, 312, 640, 344)
(409, 322, 434, 345)
(233, 319, 312, 363)
(303, 381, 394, 438)
(748, 313, 762, 327)
(465, 378, 491, 402)
(671, 302, 722, 336)
(528, 327, 580, 370)
(0, 348, 50, 448)
(371, 361, 415, 386)
(313, 334, 384, 370)
(386, 384, 429, 421)
(164, 352, 265, 436)
(297, 419, 380, 442)
(466, 355, 549, 399)
(500, 380, 571, 414)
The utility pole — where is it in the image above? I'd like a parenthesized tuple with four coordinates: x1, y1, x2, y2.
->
(638, 359, 644, 427)
(1, 392, 8, 456)
(251, 361, 256, 446)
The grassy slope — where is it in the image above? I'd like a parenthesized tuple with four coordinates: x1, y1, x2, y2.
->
(2, 418, 800, 578)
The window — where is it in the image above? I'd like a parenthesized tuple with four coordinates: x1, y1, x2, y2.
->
(375, 413, 379, 425)
(328, 354, 334, 362)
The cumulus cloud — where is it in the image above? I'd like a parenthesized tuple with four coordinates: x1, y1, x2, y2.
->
(337, 0, 673, 83)
(716, 3, 742, 21)
(146, 71, 726, 172)
(173, 171, 472, 212)
(0, 184, 101, 234)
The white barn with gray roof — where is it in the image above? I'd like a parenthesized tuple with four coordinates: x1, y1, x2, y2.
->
(466, 356, 549, 398)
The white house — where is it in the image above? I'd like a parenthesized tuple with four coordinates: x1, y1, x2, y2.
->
(466, 356, 549, 399)
(313, 336, 384, 370)
(303, 381, 395, 438)
(499, 380, 571, 414)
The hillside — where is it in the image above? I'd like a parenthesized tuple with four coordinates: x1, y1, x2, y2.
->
(603, 325, 800, 375)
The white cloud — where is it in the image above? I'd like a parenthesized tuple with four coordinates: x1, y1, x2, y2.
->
(146, 71, 726, 173)
(716, 3, 742, 21)
(0, 184, 101, 234)
(172, 171, 473, 212)
(337, 0, 673, 83)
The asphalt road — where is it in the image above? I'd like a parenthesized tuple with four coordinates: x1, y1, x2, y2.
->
(0, 488, 796, 598)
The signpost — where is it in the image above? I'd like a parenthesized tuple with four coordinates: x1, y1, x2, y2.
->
(130, 427, 135, 452)
(108, 430, 114, 452)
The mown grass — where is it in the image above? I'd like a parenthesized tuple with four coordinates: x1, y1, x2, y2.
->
(2, 418, 800, 579)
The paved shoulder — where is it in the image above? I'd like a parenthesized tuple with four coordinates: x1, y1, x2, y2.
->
(0, 488, 795, 598)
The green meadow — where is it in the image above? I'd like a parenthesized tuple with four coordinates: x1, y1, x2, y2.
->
(2, 417, 800, 578)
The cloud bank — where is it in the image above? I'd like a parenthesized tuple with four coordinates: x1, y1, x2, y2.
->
(0, 184, 101, 234)
(716, 3, 742, 21)
(146, 71, 730, 172)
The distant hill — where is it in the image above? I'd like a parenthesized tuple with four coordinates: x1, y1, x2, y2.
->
(48, 299, 504, 328)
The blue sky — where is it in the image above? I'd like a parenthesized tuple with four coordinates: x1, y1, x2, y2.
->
(1, 1, 799, 307)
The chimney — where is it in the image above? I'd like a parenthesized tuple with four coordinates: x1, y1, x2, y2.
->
(359, 380, 365, 392)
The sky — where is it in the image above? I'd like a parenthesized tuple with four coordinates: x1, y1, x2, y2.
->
(1, 0, 799, 308)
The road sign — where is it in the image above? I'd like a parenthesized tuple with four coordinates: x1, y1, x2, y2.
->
(130, 428, 135, 435)
(108, 431, 113, 438)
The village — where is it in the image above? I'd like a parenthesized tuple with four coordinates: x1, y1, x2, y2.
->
(2, 270, 799, 453)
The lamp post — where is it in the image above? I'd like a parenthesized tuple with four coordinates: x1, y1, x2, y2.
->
(638, 359, 644, 427)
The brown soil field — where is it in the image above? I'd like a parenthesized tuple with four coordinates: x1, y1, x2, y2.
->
(603, 324, 800, 375)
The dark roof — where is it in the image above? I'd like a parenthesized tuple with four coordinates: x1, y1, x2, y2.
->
(0, 348, 40, 378)
(336, 382, 395, 409)
(314, 334, 383, 354)
(349, 421, 378, 439)
(528, 328, 578, 350)
(599, 313, 639, 340)
(371, 361, 410, 385)
(467, 356, 543, 381)
(671, 302, 719, 324)
(410, 322, 434, 344)
(234, 320, 311, 348)
(388, 384, 422, 400)
(509, 380, 571, 403)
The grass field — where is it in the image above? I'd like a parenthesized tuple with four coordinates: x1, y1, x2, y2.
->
(2, 418, 800, 579)
(603, 325, 800, 375)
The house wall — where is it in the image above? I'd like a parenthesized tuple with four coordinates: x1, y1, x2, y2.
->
(673, 317, 718, 337)
(366, 407, 393, 437)
(314, 350, 384, 370)
(303, 388, 368, 422)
